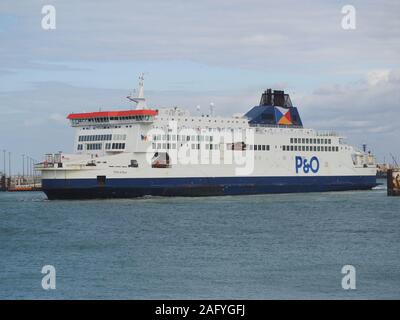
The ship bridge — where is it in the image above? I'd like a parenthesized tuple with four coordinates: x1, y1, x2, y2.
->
(67, 109, 158, 127)
(67, 73, 157, 127)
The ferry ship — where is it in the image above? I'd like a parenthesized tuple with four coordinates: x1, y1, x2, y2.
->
(37, 75, 377, 199)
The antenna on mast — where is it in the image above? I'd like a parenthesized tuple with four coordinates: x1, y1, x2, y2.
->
(127, 73, 147, 110)
(390, 153, 399, 167)
(209, 102, 215, 116)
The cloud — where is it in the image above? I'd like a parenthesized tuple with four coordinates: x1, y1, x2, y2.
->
(297, 68, 400, 160)
(240, 34, 288, 46)
(366, 70, 391, 86)
(49, 112, 68, 123)
(0, 0, 399, 163)
(1, 0, 399, 73)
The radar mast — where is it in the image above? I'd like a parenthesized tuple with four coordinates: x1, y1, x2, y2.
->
(127, 73, 147, 110)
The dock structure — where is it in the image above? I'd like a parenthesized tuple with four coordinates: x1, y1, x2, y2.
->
(0, 174, 42, 192)
(1, 150, 42, 192)
(377, 163, 391, 178)
(0, 174, 5, 191)
(387, 169, 400, 196)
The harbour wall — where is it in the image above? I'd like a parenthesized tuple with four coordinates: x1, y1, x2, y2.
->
(387, 169, 400, 196)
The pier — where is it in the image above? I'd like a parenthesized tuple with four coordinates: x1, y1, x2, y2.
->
(387, 169, 400, 196)
(1, 149, 42, 192)
(0, 175, 42, 192)
(376, 163, 391, 178)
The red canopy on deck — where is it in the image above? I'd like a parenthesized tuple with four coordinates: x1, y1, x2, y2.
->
(67, 109, 158, 119)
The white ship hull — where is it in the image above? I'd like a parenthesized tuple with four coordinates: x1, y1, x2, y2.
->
(40, 146, 376, 199)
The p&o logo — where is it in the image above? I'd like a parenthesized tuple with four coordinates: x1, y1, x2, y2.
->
(295, 156, 320, 174)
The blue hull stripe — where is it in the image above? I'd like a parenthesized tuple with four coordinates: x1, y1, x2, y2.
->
(42, 176, 377, 199)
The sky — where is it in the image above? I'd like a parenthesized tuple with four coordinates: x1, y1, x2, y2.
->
(0, 0, 399, 173)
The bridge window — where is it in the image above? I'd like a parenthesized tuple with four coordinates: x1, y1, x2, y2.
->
(86, 143, 102, 150)
(79, 134, 112, 142)
(111, 143, 125, 150)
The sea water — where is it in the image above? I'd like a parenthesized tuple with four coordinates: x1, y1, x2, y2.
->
(0, 180, 399, 299)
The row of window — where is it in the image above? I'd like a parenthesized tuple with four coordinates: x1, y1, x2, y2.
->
(153, 127, 246, 133)
(79, 142, 339, 153)
(78, 134, 127, 142)
(150, 143, 272, 151)
(79, 134, 112, 142)
(150, 143, 338, 153)
(249, 145, 270, 151)
(158, 117, 247, 125)
(290, 138, 332, 144)
(151, 143, 219, 150)
(77, 143, 126, 151)
(152, 135, 334, 145)
(105, 143, 126, 150)
(72, 115, 152, 124)
(153, 135, 215, 142)
(226, 143, 271, 151)
(86, 143, 102, 150)
(109, 116, 152, 121)
(283, 145, 339, 152)
(82, 126, 123, 130)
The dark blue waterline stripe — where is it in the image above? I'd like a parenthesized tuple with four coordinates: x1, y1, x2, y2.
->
(42, 175, 376, 188)
(41, 175, 377, 199)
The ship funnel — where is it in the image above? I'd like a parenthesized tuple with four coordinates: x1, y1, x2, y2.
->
(260, 88, 293, 108)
